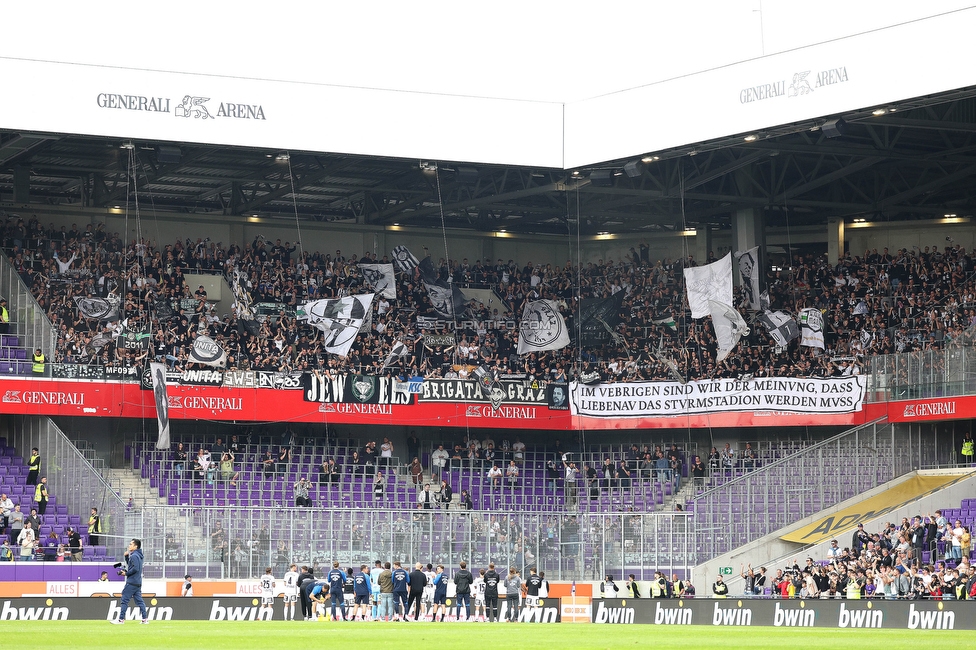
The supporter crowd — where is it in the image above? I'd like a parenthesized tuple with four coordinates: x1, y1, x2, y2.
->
(4, 213, 975, 383)
(737, 513, 975, 600)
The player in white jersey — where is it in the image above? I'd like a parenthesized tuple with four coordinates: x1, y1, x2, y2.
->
(422, 564, 436, 620)
(472, 569, 486, 622)
(260, 567, 275, 620)
(282, 564, 300, 621)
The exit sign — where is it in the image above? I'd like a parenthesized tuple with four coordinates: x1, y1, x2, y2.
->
(720, 567, 733, 575)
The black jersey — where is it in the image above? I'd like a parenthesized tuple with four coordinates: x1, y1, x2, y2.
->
(483, 570, 500, 597)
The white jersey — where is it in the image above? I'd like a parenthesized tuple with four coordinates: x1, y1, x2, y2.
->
(260, 575, 275, 605)
(283, 570, 299, 596)
(472, 577, 485, 603)
(423, 571, 436, 602)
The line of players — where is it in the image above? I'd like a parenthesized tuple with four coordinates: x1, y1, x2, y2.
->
(258, 560, 551, 621)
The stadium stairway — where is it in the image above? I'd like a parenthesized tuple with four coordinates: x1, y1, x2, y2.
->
(104, 467, 170, 510)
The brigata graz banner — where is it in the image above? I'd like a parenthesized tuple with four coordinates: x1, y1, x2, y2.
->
(571, 376, 866, 418)
(592, 598, 968, 629)
(417, 379, 547, 406)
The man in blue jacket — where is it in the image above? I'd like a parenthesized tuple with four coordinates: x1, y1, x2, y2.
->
(112, 539, 148, 624)
(391, 561, 410, 621)
(327, 561, 347, 621)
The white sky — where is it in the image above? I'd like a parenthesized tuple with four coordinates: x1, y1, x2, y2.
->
(4, 1, 971, 104)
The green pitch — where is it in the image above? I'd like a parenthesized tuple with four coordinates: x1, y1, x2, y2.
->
(14, 622, 971, 648)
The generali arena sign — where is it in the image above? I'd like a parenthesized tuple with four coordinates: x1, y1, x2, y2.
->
(0, 374, 891, 429)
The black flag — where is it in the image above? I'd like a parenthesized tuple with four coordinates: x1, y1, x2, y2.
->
(578, 291, 625, 347)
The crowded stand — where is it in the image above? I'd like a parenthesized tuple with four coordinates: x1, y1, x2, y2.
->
(4, 214, 976, 383)
(736, 505, 975, 600)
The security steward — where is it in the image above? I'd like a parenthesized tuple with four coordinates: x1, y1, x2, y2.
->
(26, 448, 40, 485)
(31, 348, 45, 375)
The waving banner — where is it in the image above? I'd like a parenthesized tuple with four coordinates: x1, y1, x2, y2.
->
(188, 335, 227, 368)
(517, 299, 570, 354)
(149, 362, 170, 449)
(358, 263, 396, 299)
(300, 294, 374, 357)
(74, 296, 120, 321)
(683, 253, 732, 319)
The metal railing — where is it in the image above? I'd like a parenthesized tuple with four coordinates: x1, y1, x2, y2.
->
(4, 415, 127, 559)
(863, 346, 976, 402)
(123, 505, 693, 582)
(0, 249, 57, 360)
(691, 419, 914, 564)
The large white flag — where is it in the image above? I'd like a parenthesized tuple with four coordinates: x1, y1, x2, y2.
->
(149, 362, 170, 450)
(684, 253, 733, 319)
(517, 299, 571, 354)
(708, 300, 749, 363)
(300, 294, 375, 357)
(734, 246, 768, 311)
(799, 308, 825, 349)
(358, 263, 396, 299)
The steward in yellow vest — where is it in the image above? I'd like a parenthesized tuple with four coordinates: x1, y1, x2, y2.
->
(32, 349, 45, 374)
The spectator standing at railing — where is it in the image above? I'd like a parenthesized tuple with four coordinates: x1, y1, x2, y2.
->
(0, 298, 8, 334)
(430, 445, 448, 481)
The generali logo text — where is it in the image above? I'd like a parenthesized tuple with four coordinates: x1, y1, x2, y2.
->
(96, 93, 266, 120)
(2, 390, 85, 405)
(902, 400, 956, 418)
(740, 66, 849, 104)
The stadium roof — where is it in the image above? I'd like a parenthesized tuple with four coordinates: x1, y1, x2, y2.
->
(1, 3, 976, 237)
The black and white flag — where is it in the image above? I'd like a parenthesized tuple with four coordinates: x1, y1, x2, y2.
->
(472, 365, 506, 410)
(758, 310, 800, 347)
(149, 362, 170, 450)
(708, 300, 749, 363)
(153, 297, 177, 322)
(799, 308, 825, 349)
(419, 256, 468, 319)
(381, 340, 410, 371)
(734, 246, 769, 311)
(358, 263, 396, 299)
(391, 245, 420, 274)
(684, 253, 733, 319)
(188, 335, 227, 368)
(89, 330, 114, 351)
(517, 299, 570, 354)
(852, 300, 869, 316)
(239, 318, 262, 337)
(579, 291, 625, 347)
(74, 295, 120, 321)
(300, 294, 374, 357)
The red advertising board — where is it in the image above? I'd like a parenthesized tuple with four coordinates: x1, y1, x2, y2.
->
(886, 396, 976, 423)
(0, 376, 897, 430)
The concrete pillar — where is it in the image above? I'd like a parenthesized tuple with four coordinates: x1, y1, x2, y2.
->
(827, 218, 845, 265)
(694, 227, 713, 265)
(13, 165, 29, 204)
(732, 207, 765, 256)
